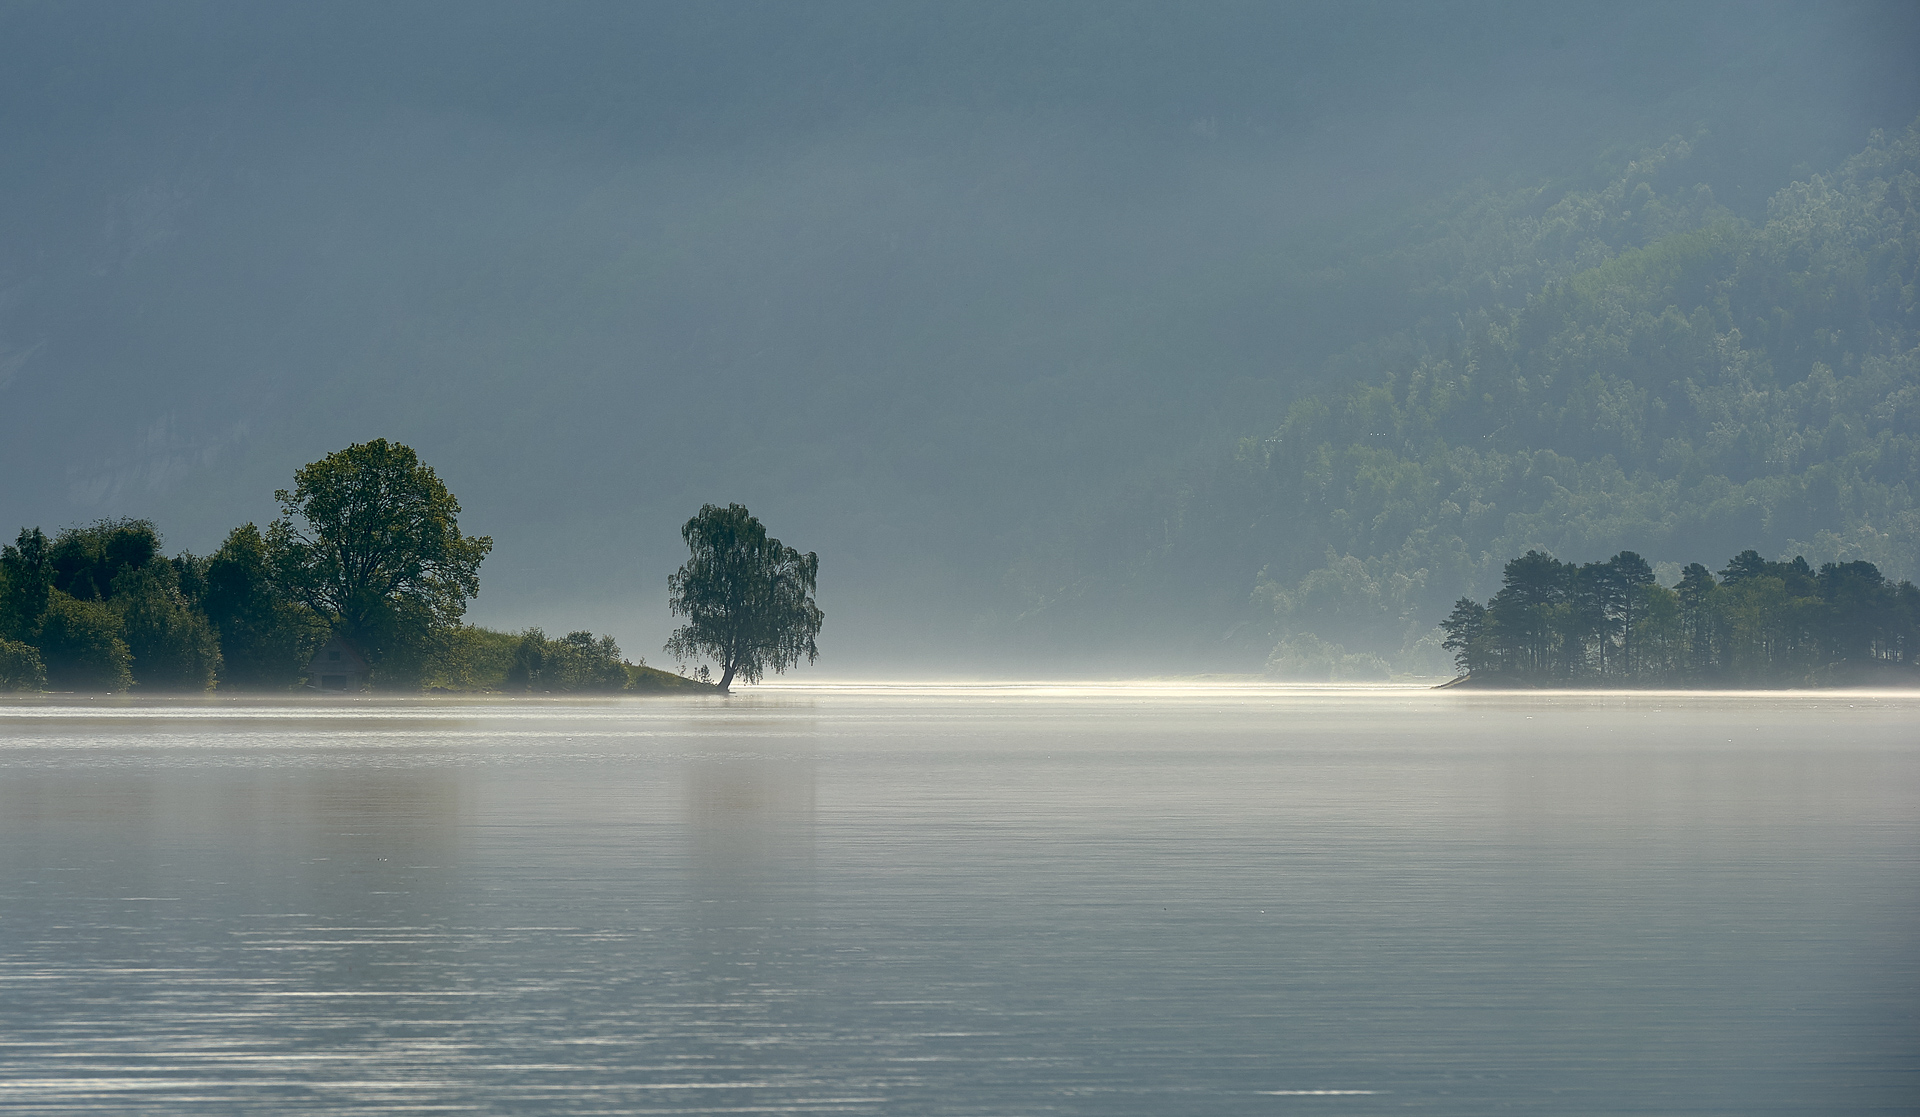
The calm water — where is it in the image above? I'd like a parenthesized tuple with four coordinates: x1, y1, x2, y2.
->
(0, 685, 1914, 1115)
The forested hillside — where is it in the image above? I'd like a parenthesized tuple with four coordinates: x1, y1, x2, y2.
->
(8, 3, 1916, 673)
(1015, 121, 1920, 676)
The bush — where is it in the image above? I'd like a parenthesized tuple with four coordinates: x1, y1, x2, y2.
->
(425, 626, 522, 690)
(202, 523, 326, 689)
(506, 628, 628, 693)
(1, 528, 53, 642)
(37, 593, 133, 692)
(49, 518, 162, 602)
(117, 566, 222, 691)
(355, 599, 443, 689)
(0, 637, 45, 692)
(627, 661, 718, 692)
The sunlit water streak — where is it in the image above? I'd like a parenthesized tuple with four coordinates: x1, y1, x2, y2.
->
(0, 688, 1914, 1114)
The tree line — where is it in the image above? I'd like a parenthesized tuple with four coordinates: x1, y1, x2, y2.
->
(1005, 121, 1920, 676)
(0, 441, 821, 694)
(1440, 549, 1920, 686)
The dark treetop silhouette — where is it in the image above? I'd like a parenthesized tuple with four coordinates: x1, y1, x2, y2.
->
(269, 439, 493, 679)
(0, 441, 713, 694)
(1441, 549, 1920, 687)
(665, 504, 822, 694)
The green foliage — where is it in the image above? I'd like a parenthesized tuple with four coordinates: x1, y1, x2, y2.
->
(0, 636, 45, 692)
(416, 627, 719, 694)
(1448, 549, 1919, 686)
(48, 519, 163, 602)
(1, 520, 222, 691)
(351, 597, 443, 689)
(1254, 551, 1433, 671)
(268, 439, 493, 679)
(1, 446, 517, 696)
(3, 443, 492, 695)
(115, 562, 222, 691)
(423, 627, 715, 693)
(626, 661, 716, 692)
(0, 528, 52, 643)
(203, 524, 327, 689)
(665, 504, 822, 692)
(425, 625, 524, 691)
(1028, 121, 1920, 671)
(504, 628, 629, 693)
(37, 592, 133, 692)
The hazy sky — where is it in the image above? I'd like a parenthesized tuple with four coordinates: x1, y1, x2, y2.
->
(3, 1, 1916, 672)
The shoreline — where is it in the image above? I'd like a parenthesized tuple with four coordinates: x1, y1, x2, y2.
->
(1432, 673, 1920, 691)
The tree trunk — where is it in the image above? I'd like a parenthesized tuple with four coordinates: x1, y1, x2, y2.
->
(716, 661, 735, 694)
(1621, 598, 1634, 680)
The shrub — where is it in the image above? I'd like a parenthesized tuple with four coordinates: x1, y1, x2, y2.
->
(116, 567, 223, 691)
(506, 628, 628, 693)
(37, 593, 132, 692)
(0, 637, 45, 692)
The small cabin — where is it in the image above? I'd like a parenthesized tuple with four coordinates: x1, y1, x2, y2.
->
(308, 634, 369, 691)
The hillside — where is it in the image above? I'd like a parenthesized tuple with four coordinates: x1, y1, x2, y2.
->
(3, 4, 1916, 672)
(1014, 121, 1920, 674)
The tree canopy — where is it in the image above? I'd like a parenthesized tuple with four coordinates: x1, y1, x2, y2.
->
(268, 439, 492, 680)
(665, 504, 822, 693)
(202, 523, 326, 689)
(1443, 549, 1919, 686)
(0, 521, 213, 692)
(0, 441, 728, 694)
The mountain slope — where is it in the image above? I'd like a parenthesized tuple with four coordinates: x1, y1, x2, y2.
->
(1019, 122, 1920, 672)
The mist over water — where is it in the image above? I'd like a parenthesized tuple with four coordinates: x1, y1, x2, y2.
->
(2, 690, 1914, 1113)
(3, 2, 1918, 671)
(4, 5, 1917, 1111)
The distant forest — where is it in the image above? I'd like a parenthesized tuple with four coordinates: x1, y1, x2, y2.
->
(1441, 549, 1917, 687)
(0, 516, 702, 694)
(1021, 120, 1920, 678)
(7, 120, 1917, 689)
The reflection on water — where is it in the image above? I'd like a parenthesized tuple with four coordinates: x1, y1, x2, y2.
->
(683, 757, 818, 1029)
(0, 688, 1914, 1114)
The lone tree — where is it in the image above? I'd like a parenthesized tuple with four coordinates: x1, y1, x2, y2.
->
(665, 503, 821, 693)
(268, 439, 491, 682)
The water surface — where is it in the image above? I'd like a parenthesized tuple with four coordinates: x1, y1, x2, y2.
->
(1, 686, 1914, 1114)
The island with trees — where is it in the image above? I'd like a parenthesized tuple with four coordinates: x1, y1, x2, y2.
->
(1439, 549, 1920, 687)
(0, 440, 820, 695)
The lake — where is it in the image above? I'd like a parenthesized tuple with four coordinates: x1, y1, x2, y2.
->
(0, 685, 1914, 1114)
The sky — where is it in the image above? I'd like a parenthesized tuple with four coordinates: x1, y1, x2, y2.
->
(2, 0, 1917, 674)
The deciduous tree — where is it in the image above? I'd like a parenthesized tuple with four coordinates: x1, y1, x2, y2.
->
(116, 562, 222, 691)
(268, 440, 491, 684)
(203, 524, 327, 689)
(665, 504, 821, 693)
(0, 637, 44, 692)
(37, 594, 132, 692)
